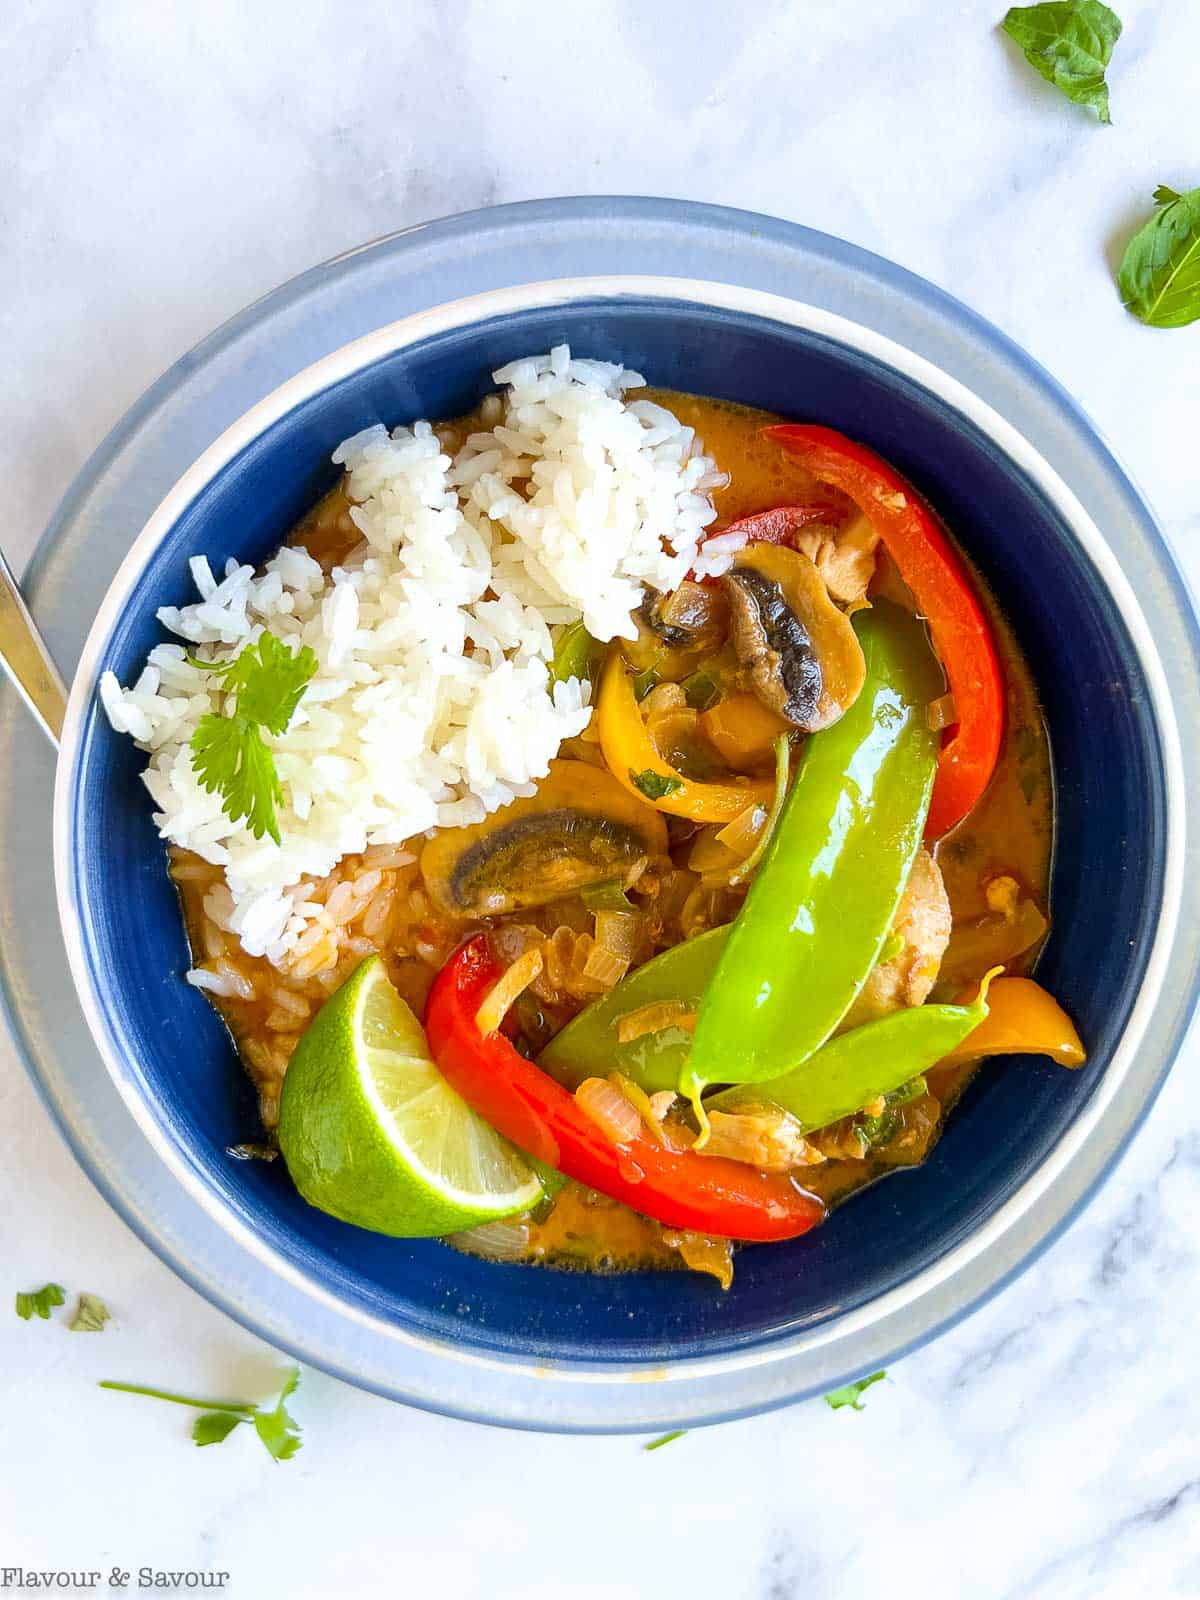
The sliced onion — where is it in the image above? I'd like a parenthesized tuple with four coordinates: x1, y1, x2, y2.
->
(575, 1077, 642, 1144)
(662, 1229, 735, 1290)
(715, 802, 768, 857)
(450, 1219, 532, 1261)
(615, 1000, 697, 1045)
(475, 947, 544, 1035)
(581, 942, 629, 989)
(928, 692, 958, 732)
(699, 1105, 820, 1172)
(594, 909, 641, 965)
(609, 1072, 669, 1147)
(729, 734, 791, 887)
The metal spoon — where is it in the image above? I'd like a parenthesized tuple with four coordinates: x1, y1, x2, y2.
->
(0, 545, 67, 749)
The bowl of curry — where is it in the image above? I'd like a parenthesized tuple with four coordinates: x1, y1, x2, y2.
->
(53, 271, 1186, 1426)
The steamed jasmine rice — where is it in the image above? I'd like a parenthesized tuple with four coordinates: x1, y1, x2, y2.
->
(100, 348, 725, 966)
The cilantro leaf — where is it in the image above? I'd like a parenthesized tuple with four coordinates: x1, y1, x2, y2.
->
(69, 1293, 111, 1332)
(1001, 1, 1122, 124)
(629, 768, 683, 801)
(825, 1371, 887, 1412)
(644, 1430, 687, 1451)
(102, 1366, 303, 1461)
(15, 1283, 65, 1321)
(253, 1367, 303, 1463)
(193, 1412, 243, 1447)
(189, 632, 316, 845)
(1118, 185, 1200, 328)
(228, 632, 319, 733)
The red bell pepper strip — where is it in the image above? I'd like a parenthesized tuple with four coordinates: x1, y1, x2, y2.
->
(764, 425, 1004, 837)
(424, 935, 825, 1243)
(713, 503, 844, 547)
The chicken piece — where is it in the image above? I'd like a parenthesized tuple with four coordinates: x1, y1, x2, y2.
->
(791, 511, 881, 607)
(841, 848, 952, 1029)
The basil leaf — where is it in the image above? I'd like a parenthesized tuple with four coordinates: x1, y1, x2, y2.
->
(629, 769, 682, 801)
(1118, 186, 1200, 329)
(1001, 1, 1122, 124)
(1153, 185, 1182, 208)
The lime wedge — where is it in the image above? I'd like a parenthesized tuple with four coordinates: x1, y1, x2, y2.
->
(277, 956, 543, 1237)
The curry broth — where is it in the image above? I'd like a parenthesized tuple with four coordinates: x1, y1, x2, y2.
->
(174, 388, 1054, 1279)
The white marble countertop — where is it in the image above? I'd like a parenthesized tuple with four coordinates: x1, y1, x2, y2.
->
(2, 2, 1198, 1595)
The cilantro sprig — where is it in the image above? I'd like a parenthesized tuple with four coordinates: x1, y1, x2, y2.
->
(189, 632, 317, 845)
(100, 1366, 303, 1461)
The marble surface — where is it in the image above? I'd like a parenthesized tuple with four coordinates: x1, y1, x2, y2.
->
(2, 1, 1199, 1595)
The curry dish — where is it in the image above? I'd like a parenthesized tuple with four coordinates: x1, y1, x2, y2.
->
(141, 373, 1082, 1290)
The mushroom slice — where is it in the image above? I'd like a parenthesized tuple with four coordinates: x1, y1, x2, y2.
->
(623, 581, 730, 678)
(420, 760, 668, 918)
(723, 544, 866, 731)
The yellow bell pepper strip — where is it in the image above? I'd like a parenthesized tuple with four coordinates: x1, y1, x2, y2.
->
(937, 976, 1085, 1068)
(683, 602, 942, 1103)
(597, 646, 774, 822)
(700, 691, 791, 770)
(765, 426, 1004, 838)
(708, 970, 1000, 1132)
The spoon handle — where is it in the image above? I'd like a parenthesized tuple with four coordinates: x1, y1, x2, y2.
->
(0, 545, 67, 749)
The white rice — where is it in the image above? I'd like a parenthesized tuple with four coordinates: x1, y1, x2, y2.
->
(100, 347, 725, 965)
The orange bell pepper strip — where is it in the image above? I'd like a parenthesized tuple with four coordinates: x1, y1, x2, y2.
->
(939, 976, 1085, 1068)
(765, 425, 1004, 838)
(597, 648, 774, 822)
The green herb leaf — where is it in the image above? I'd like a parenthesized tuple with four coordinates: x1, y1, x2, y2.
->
(551, 620, 601, 687)
(253, 1367, 303, 1463)
(1118, 185, 1200, 328)
(644, 1429, 687, 1451)
(858, 1077, 928, 1148)
(191, 715, 283, 844)
(825, 1370, 887, 1412)
(681, 668, 722, 712)
(629, 769, 682, 801)
(193, 1412, 243, 1447)
(15, 1283, 65, 1321)
(69, 1293, 111, 1332)
(1154, 185, 1182, 208)
(189, 632, 317, 844)
(1001, 1, 1122, 124)
(101, 1367, 302, 1461)
(581, 879, 636, 913)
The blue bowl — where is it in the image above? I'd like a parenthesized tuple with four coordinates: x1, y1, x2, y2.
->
(51, 266, 1192, 1424)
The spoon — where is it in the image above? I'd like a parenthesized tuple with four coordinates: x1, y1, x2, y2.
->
(0, 545, 67, 749)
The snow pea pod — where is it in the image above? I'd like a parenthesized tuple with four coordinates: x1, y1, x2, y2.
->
(708, 970, 998, 1132)
(540, 927, 727, 1095)
(683, 601, 942, 1100)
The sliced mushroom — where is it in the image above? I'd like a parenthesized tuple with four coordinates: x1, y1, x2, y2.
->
(623, 581, 730, 678)
(421, 760, 668, 918)
(723, 544, 866, 731)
